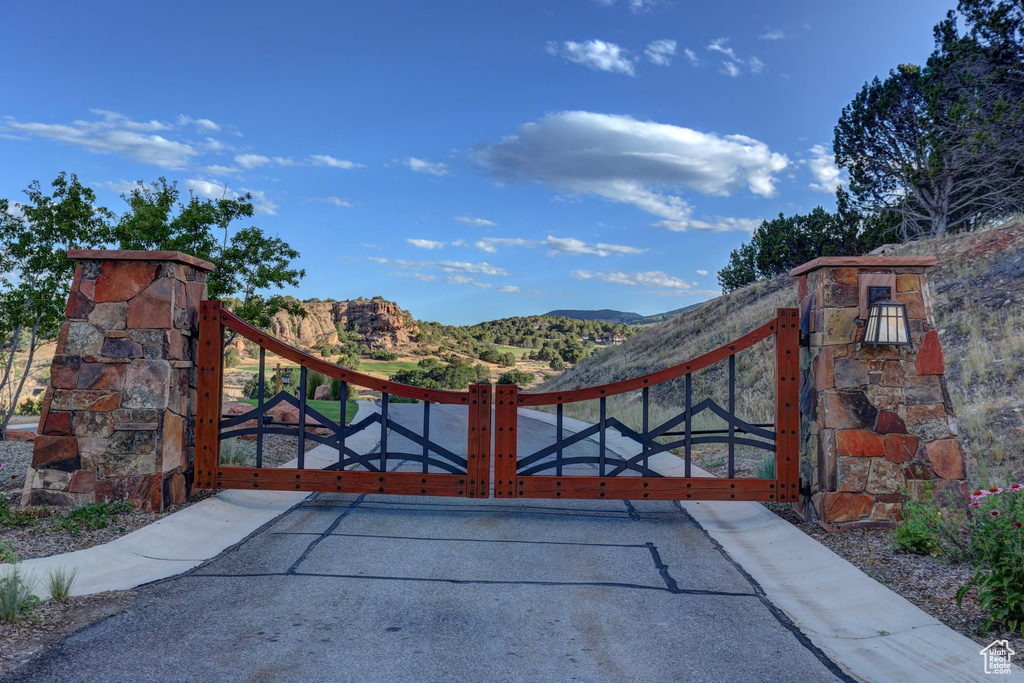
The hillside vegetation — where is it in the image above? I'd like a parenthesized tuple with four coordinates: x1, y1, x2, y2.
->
(542, 223, 1024, 485)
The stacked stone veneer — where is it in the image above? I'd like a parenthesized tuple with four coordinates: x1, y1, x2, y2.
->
(24, 250, 213, 510)
(791, 256, 967, 531)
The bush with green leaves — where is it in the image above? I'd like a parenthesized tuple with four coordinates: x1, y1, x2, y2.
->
(890, 499, 942, 556)
(242, 373, 268, 400)
(0, 565, 39, 622)
(496, 370, 534, 387)
(45, 566, 79, 600)
(956, 484, 1024, 635)
(892, 481, 1024, 635)
(370, 349, 399, 361)
(305, 370, 328, 399)
(54, 502, 133, 537)
(14, 396, 43, 416)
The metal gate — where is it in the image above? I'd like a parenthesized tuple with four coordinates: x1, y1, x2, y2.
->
(196, 302, 798, 503)
(493, 308, 800, 502)
(195, 301, 491, 497)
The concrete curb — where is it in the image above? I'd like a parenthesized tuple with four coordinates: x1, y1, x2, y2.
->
(516, 407, 1013, 681)
(16, 401, 381, 599)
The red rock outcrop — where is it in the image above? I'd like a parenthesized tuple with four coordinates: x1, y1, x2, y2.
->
(267, 297, 417, 351)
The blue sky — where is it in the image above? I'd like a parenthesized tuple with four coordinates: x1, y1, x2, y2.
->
(1, 0, 951, 324)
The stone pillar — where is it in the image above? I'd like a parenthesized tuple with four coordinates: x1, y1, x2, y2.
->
(24, 250, 214, 510)
(791, 256, 966, 531)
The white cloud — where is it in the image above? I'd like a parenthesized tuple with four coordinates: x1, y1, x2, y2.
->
(307, 154, 364, 168)
(96, 180, 147, 194)
(720, 61, 741, 77)
(656, 214, 761, 232)
(629, 0, 659, 11)
(310, 154, 363, 169)
(555, 40, 636, 76)
(474, 238, 532, 253)
(707, 38, 738, 61)
(684, 49, 701, 66)
(273, 156, 299, 166)
(184, 179, 276, 215)
(496, 285, 520, 293)
(367, 256, 389, 264)
(176, 115, 221, 132)
(696, 269, 709, 275)
(197, 164, 240, 175)
(475, 111, 789, 226)
(235, 153, 271, 169)
(573, 269, 692, 290)
(807, 144, 845, 193)
(3, 111, 198, 169)
(749, 57, 765, 74)
(645, 39, 676, 66)
(240, 188, 278, 216)
(185, 178, 233, 200)
(407, 238, 445, 250)
(759, 29, 787, 40)
(406, 157, 449, 176)
(470, 235, 645, 256)
(392, 259, 508, 276)
(314, 196, 355, 207)
(455, 215, 497, 226)
(545, 236, 645, 257)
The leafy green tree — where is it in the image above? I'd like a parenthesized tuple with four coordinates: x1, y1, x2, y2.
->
(0, 173, 112, 439)
(113, 178, 305, 329)
(835, 5, 1024, 240)
(496, 369, 534, 386)
(717, 241, 758, 293)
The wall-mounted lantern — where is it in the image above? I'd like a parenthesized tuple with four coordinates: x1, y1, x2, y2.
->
(863, 286, 912, 347)
(281, 371, 292, 386)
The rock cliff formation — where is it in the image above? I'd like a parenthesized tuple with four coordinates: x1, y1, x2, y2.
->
(266, 297, 417, 351)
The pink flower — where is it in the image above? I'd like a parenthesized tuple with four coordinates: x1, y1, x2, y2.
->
(988, 486, 1004, 494)
(990, 510, 1001, 518)
(1009, 483, 1023, 492)
(1014, 522, 1023, 528)
(968, 502, 981, 508)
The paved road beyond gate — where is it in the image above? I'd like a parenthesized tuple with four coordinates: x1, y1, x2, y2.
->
(196, 302, 799, 503)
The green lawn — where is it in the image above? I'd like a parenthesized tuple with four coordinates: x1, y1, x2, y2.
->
(358, 360, 422, 378)
(494, 345, 531, 357)
(240, 398, 359, 424)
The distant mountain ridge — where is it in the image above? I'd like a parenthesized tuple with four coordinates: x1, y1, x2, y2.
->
(543, 303, 704, 325)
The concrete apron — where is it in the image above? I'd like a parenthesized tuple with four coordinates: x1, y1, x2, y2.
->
(518, 407, 1015, 682)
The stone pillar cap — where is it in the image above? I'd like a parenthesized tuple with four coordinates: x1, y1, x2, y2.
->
(67, 249, 216, 272)
(789, 256, 936, 277)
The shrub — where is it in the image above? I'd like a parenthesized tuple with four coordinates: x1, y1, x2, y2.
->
(242, 373, 268, 400)
(956, 484, 1024, 634)
(15, 397, 42, 416)
(54, 502, 133, 537)
(890, 499, 940, 556)
(753, 454, 775, 480)
(224, 346, 241, 368)
(45, 566, 79, 600)
(370, 349, 398, 361)
(0, 565, 39, 623)
(305, 370, 328, 399)
(496, 370, 534, 387)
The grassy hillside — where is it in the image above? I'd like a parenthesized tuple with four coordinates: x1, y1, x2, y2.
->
(541, 223, 1024, 485)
